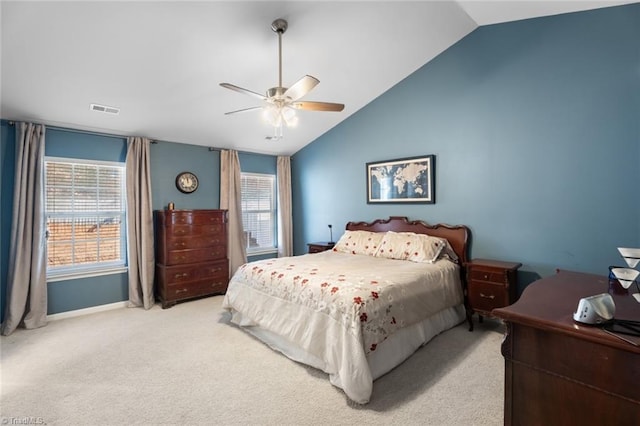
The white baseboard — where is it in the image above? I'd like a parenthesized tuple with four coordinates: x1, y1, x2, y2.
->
(48, 301, 128, 321)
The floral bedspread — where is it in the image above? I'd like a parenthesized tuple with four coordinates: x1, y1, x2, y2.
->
(225, 251, 462, 355)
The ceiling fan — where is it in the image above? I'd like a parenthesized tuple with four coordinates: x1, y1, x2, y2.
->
(220, 18, 345, 140)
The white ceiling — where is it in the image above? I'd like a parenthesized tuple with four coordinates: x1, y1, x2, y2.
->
(1, 1, 634, 156)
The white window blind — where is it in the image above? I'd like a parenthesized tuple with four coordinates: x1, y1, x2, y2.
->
(45, 157, 127, 279)
(241, 173, 276, 253)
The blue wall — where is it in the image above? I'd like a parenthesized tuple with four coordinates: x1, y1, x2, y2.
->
(150, 141, 220, 211)
(292, 4, 640, 291)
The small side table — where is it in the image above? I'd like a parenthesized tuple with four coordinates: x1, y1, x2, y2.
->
(466, 258, 522, 331)
(307, 242, 335, 254)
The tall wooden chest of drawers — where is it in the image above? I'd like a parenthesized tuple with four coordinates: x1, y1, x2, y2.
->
(154, 209, 229, 309)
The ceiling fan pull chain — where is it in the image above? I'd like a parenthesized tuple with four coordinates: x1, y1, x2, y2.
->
(272, 122, 283, 140)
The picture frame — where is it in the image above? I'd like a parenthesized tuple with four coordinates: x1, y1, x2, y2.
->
(366, 155, 435, 204)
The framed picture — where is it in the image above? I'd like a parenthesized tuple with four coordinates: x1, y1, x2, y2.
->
(366, 155, 435, 204)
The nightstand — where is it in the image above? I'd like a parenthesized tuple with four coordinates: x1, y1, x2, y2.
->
(307, 242, 335, 254)
(466, 258, 522, 331)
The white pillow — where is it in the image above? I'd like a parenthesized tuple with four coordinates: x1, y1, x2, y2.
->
(332, 230, 384, 256)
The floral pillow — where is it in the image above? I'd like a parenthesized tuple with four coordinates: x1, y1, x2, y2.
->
(332, 230, 384, 256)
(375, 231, 448, 263)
(408, 233, 453, 263)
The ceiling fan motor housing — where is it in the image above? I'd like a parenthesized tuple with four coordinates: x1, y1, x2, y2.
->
(267, 87, 287, 99)
(271, 18, 288, 34)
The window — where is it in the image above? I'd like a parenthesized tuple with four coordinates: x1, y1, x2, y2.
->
(44, 157, 127, 280)
(241, 173, 276, 254)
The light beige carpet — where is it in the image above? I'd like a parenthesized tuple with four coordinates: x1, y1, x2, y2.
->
(1, 296, 505, 425)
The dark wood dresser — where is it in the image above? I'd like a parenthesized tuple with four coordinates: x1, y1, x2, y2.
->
(154, 209, 229, 309)
(493, 270, 640, 426)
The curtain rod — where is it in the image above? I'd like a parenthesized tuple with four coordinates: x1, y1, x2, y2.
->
(207, 147, 290, 159)
(47, 125, 131, 141)
(6, 120, 284, 157)
(208, 147, 269, 156)
(6, 120, 134, 141)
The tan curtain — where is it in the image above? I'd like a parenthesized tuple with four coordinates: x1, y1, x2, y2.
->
(125, 137, 155, 309)
(1, 123, 47, 335)
(277, 156, 293, 257)
(220, 150, 247, 275)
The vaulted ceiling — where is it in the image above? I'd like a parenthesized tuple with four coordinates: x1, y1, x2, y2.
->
(1, 1, 633, 155)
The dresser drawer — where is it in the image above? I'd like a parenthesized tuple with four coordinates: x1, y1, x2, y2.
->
(164, 211, 226, 226)
(166, 234, 227, 251)
(468, 281, 509, 313)
(199, 261, 228, 279)
(469, 269, 506, 284)
(163, 264, 200, 285)
(162, 260, 228, 285)
(166, 224, 225, 237)
(166, 246, 227, 265)
(164, 279, 228, 302)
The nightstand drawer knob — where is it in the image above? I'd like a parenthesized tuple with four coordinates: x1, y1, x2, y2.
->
(483, 274, 489, 280)
(480, 293, 495, 299)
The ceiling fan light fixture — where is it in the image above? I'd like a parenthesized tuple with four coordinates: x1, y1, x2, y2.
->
(220, 18, 344, 140)
(263, 104, 298, 129)
(282, 107, 298, 127)
(263, 105, 281, 127)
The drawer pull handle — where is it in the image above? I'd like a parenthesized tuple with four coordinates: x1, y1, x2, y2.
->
(480, 293, 495, 299)
(483, 274, 489, 280)
(175, 288, 188, 294)
(176, 230, 186, 234)
(175, 272, 188, 279)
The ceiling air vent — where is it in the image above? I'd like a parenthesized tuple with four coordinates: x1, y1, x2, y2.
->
(90, 103, 120, 115)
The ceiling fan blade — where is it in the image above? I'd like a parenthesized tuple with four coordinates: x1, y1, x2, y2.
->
(284, 75, 319, 101)
(291, 101, 345, 112)
(224, 106, 263, 115)
(220, 83, 266, 101)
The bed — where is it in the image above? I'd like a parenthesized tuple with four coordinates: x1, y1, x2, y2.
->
(222, 216, 470, 404)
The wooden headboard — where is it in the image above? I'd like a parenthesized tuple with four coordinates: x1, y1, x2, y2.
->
(345, 216, 470, 266)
